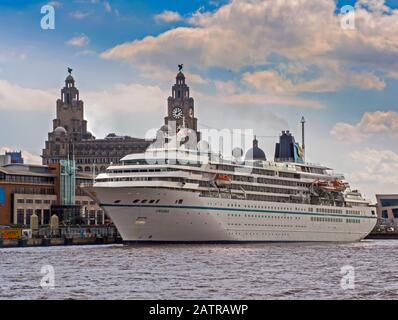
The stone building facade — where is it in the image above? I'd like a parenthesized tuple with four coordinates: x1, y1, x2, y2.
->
(42, 67, 200, 172)
(164, 71, 200, 142)
(42, 72, 152, 173)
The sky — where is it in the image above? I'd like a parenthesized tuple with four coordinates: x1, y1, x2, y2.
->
(0, 0, 397, 200)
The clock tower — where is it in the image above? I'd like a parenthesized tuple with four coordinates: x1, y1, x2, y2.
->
(164, 66, 200, 142)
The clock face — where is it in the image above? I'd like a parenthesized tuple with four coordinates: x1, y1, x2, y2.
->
(172, 107, 183, 119)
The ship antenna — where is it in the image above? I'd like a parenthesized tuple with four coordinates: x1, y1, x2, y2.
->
(301, 116, 306, 160)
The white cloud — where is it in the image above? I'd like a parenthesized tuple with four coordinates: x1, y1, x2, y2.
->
(0, 78, 167, 139)
(83, 83, 169, 138)
(205, 91, 325, 109)
(331, 111, 398, 143)
(243, 69, 384, 94)
(101, 0, 397, 94)
(348, 148, 398, 195)
(386, 71, 398, 79)
(214, 80, 236, 95)
(104, 1, 112, 13)
(75, 50, 97, 57)
(330, 123, 367, 143)
(277, 62, 308, 75)
(70, 11, 92, 19)
(138, 65, 208, 85)
(356, 0, 391, 14)
(154, 10, 183, 23)
(47, 1, 62, 8)
(0, 80, 55, 112)
(0, 51, 28, 63)
(66, 34, 90, 47)
(243, 70, 338, 94)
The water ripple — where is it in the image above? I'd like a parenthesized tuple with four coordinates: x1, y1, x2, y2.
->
(1, 241, 398, 299)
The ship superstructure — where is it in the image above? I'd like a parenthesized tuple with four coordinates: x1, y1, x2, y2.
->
(85, 134, 376, 242)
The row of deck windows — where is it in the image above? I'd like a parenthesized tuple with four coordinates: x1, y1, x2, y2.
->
(346, 218, 361, 224)
(346, 210, 361, 215)
(113, 199, 161, 204)
(317, 208, 344, 214)
(311, 216, 343, 223)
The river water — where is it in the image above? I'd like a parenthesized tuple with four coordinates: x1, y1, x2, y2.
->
(0, 240, 396, 300)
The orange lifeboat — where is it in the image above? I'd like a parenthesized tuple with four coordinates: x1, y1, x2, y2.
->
(330, 180, 346, 192)
(313, 179, 328, 188)
(313, 179, 346, 192)
(215, 174, 231, 187)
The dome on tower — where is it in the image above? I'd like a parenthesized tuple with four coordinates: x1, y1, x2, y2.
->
(66, 74, 74, 81)
(245, 137, 266, 161)
(159, 124, 170, 133)
(54, 126, 67, 135)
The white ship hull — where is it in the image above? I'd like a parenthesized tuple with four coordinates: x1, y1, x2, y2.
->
(89, 187, 377, 243)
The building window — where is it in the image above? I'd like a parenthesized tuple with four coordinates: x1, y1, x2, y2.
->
(17, 209, 24, 225)
(43, 210, 50, 225)
(35, 209, 42, 223)
(26, 209, 33, 225)
(97, 211, 103, 225)
(381, 199, 398, 207)
(382, 210, 388, 219)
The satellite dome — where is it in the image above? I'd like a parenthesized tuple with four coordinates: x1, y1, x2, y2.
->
(245, 137, 266, 161)
(197, 140, 210, 153)
(54, 126, 67, 135)
(232, 147, 243, 159)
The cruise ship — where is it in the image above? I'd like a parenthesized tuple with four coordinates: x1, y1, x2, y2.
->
(84, 130, 377, 243)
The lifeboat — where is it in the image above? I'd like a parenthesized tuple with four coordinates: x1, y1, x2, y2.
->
(330, 180, 346, 192)
(313, 179, 346, 192)
(214, 174, 231, 187)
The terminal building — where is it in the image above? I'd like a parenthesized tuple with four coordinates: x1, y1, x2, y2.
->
(0, 163, 105, 227)
(376, 194, 398, 221)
